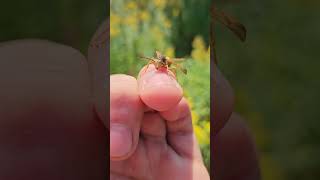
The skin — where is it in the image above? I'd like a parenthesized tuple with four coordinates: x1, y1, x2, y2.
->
(109, 64, 261, 180)
(0, 18, 260, 179)
(110, 66, 210, 180)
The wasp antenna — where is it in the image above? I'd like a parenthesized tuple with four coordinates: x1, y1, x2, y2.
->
(139, 56, 155, 61)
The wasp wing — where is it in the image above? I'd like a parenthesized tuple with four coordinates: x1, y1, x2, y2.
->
(211, 7, 246, 42)
(173, 63, 187, 75)
(171, 58, 186, 62)
(154, 51, 163, 59)
(138, 56, 157, 62)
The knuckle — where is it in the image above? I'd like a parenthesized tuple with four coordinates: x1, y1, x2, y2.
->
(110, 93, 142, 124)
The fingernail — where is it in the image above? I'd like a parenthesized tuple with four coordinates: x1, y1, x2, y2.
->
(110, 123, 132, 158)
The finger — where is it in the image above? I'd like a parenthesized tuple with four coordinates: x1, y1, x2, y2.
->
(110, 173, 134, 180)
(213, 113, 260, 179)
(213, 64, 235, 136)
(0, 40, 107, 178)
(111, 113, 167, 179)
(140, 112, 166, 140)
(161, 98, 203, 161)
(160, 97, 190, 122)
(137, 64, 183, 111)
(110, 74, 144, 161)
(87, 18, 109, 125)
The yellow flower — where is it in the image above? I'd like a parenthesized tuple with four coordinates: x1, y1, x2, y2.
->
(164, 47, 175, 58)
(186, 98, 193, 108)
(173, 8, 180, 17)
(150, 26, 164, 41)
(164, 19, 172, 29)
(124, 15, 138, 30)
(110, 27, 120, 38)
(191, 111, 199, 124)
(154, 0, 166, 9)
(194, 126, 209, 145)
(139, 10, 150, 21)
(110, 12, 121, 38)
(191, 35, 210, 62)
(110, 12, 121, 26)
(125, 1, 137, 10)
(204, 121, 210, 134)
(192, 36, 206, 49)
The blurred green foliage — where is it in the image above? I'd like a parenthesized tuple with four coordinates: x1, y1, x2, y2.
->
(110, 0, 211, 170)
(215, 0, 320, 179)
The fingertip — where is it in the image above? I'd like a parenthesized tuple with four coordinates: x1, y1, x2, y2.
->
(138, 65, 176, 80)
(138, 65, 183, 111)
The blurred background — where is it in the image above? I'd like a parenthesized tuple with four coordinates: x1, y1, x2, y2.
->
(215, 0, 320, 179)
(0, 0, 211, 173)
(110, 0, 211, 171)
(3, 0, 318, 179)
(0, 0, 106, 54)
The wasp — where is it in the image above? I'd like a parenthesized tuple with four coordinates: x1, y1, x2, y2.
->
(211, 5, 247, 65)
(139, 51, 187, 75)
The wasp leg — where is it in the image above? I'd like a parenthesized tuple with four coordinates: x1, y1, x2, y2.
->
(144, 60, 153, 73)
(169, 67, 177, 76)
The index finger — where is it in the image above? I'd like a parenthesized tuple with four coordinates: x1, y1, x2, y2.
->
(137, 64, 183, 111)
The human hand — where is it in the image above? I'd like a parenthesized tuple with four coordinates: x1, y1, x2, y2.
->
(110, 65, 210, 180)
(212, 64, 261, 180)
(0, 39, 107, 179)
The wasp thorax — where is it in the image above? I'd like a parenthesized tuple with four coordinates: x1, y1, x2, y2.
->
(159, 56, 165, 63)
